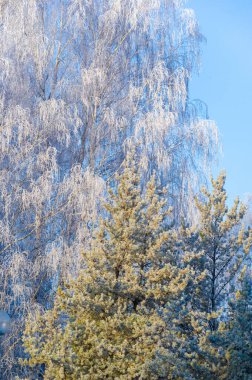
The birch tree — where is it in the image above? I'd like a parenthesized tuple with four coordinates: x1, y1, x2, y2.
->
(0, 0, 219, 377)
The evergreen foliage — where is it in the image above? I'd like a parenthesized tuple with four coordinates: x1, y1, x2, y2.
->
(21, 164, 252, 379)
(211, 268, 252, 380)
(191, 173, 252, 330)
(22, 156, 198, 379)
(175, 173, 252, 378)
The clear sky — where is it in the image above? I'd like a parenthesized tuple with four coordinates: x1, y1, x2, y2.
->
(188, 0, 252, 204)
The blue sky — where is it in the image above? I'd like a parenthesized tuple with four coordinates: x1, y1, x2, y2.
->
(188, 0, 252, 204)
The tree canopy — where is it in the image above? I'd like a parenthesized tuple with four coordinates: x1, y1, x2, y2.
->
(22, 158, 252, 379)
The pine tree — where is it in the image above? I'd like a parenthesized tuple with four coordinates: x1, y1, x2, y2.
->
(211, 268, 252, 380)
(176, 173, 252, 379)
(192, 172, 252, 330)
(22, 155, 197, 379)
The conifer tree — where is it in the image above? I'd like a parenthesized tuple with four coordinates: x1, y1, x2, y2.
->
(191, 172, 252, 330)
(22, 154, 197, 379)
(211, 268, 252, 380)
(176, 173, 252, 379)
